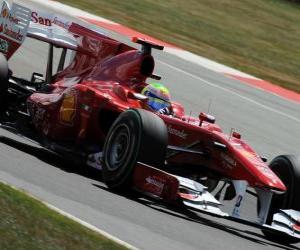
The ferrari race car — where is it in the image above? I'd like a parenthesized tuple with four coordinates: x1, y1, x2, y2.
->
(1, 1, 300, 244)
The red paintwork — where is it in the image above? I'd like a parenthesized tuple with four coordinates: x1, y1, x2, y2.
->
(26, 22, 286, 192)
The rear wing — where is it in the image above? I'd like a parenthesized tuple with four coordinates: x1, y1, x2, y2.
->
(28, 7, 78, 50)
(0, 1, 78, 59)
(0, 1, 31, 59)
(0, 1, 111, 59)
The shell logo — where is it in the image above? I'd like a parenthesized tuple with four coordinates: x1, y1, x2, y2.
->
(60, 92, 76, 125)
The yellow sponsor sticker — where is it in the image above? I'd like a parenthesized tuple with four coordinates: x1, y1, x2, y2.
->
(60, 92, 76, 125)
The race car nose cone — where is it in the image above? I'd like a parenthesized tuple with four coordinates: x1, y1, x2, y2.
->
(260, 172, 287, 193)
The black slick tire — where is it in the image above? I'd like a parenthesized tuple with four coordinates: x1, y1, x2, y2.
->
(261, 155, 300, 244)
(102, 108, 168, 190)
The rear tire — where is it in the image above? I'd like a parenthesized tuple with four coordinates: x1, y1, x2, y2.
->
(102, 109, 168, 190)
(261, 155, 300, 244)
(0, 53, 9, 113)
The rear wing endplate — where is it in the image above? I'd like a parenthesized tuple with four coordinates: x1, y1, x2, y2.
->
(0, 1, 31, 59)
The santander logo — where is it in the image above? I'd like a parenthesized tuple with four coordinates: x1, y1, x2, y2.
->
(31, 11, 71, 30)
(167, 125, 188, 139)
(0, 2, 30, 48)
(31, 11, 52, 27)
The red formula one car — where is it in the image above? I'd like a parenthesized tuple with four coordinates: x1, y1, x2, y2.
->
(1, 1, 300, 244)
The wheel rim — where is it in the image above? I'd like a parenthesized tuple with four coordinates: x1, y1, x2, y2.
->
(107, 124, 131, 171)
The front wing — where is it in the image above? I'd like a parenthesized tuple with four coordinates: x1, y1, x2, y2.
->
(133, 162, 300, 240)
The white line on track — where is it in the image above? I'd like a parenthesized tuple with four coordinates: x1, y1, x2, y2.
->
(159, 60, 300, 124)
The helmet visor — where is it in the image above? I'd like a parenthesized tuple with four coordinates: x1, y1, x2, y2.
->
(148, 97, 170, 111)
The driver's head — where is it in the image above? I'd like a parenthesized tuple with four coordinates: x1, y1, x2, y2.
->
(141, 83, 171, 112)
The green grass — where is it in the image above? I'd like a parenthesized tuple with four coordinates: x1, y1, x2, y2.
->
(59, 0, 300, 93)
(0, 182, 129, 250)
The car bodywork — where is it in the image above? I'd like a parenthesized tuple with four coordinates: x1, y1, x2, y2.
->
(1, 1, 300, 242)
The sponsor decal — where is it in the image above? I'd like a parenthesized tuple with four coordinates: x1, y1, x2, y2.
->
(31, 11, 71, 30)
(31, 11, 52, 27)
(145, 176, 165, 194)
(167, 125, 188, 139)
(0, 37, 8, 53)
(1, 6, 8, 18)
(0, 2, 30, 44)
(1, 5, 18, 24)
(53, 16, 71, 30)
(60, 91, 76, 125)
(0, 23, 23, 42)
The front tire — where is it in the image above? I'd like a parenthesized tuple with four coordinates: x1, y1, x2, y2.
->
(102, 109, 168, 190)
(261, 155, 300, 243)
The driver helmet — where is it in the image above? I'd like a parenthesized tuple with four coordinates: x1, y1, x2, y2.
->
(141, 83, 171, 111)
